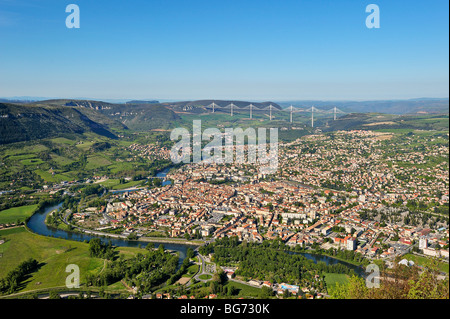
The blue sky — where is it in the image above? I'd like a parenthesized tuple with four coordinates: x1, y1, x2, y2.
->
(0, 0, 448, 101)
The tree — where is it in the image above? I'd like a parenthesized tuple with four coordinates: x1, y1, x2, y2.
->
(260, 286, 274, 298)
(330, 259, 449, 299)
(48, 291, 61, 299)
(187, 248, 195, 259)
(89, 238, 115, 260)
(328, 275, 369, 299)
(213, 270, 227, 285)
(153, 178, 162, 187)
(227, 285, 238, 296)
(89, 238, 104, 258)
(210, 280, 219, 294)
(407, 260, 449, 299)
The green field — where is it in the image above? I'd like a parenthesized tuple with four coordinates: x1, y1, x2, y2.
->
(187, 264, 199, 275)
(99, 178, 145, 191)
(224, 280, 262, 298)
(86, 155, 112, 170)
(199, 274, 212, 280)
(20, 158, 45, 166)
(49, 137, 77, 146)
(182, 264, 199, 278)
(75, 140, 96, 150)
(34, 169, 59, 183)
(0, 227, 145, 296)
(0, 204, 38, 224)
(50, 154, 75, 166)
(111, 180, 143, 190)
(108, 162, 136, 174)
(402, 253, 449, 274)
(97, 178, 121, 187)
(0, 132, 163, 190)
(324, 273, 350, 288)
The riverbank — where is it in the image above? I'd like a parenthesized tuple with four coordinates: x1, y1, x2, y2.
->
(0, 226, 144, 297)
(307, 250, 369, 268)
(137, 236, 203, 246)
(42, 212, 203, 247)
(109, 186, 146, 193)
(26, 202, 197, 266)
(285, 249, 366, 277)
(106, 166, 173, 193)
(41, 216, 203, 247)
(26, 202, 367, 280)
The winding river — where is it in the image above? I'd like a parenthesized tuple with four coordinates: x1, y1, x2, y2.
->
(26, 204, 365, 277)
(26, 203, 191, 262)
(26, 167, 365, 276)
(26, 168, 190, 263)
(290, 251, 366, 277)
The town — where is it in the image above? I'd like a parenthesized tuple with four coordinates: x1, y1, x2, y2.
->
(2, 128, 447, 299)
(37, 130, 449, 264)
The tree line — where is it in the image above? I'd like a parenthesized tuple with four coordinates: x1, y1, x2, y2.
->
(200, 237, 356, 286)
(0, 258, 40, 295)
(85, 244, 178, 293)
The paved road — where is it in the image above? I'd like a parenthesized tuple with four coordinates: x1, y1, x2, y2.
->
(190, 253, 215, 284)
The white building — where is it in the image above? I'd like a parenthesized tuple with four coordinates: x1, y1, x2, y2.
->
(201, 225, 215, 237)
(346, 238, 357, 251)
(419, 237, 428, 250)
(398, 259, 415, 267)
(322, 226, 332, 236)
(423, 247, 439, 257)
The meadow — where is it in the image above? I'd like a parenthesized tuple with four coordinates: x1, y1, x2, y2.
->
(323, 273, 350, 288)
(402, 253, 449, 274)
(0, 204, 38, 224)
(0, 227, 145, 296)
(0, 131, 166, 190)
(224, 280, 262, 298)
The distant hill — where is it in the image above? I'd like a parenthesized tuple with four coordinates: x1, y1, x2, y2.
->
(0, 98, 37, 104)
(0, 102, 125, 144)
(99, 102, 180, 131)
(126, 100, 159, 104)
(277, 98, 449, 114)
(35, 99, 181, 131)
(35, 99, 117, 110)
(322, 112, 449, 132)
(345, 99, 449, 114)
(4, 98, 446, 141)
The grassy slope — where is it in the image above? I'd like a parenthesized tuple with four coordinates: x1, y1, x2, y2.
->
(0, 130, 167, 189)
(0, 102, 122, 144)
(0, 227, 144, 295)
(324, 273, 350, 288)
(402, 253, 449, 274)
(224, 280, 262, 298)
(326, 113, 449, 132)
(0, 204, 38, 224)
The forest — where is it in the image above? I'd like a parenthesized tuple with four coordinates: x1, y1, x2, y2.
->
(85, 244, 179, 293)
(200, 237, 357, 287)
(0, 258, 40, 295)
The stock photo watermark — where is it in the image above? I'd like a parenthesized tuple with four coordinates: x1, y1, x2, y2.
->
(170, 120, 279, 174)
(65, 264, 80, 289)
(365, 263, 380, 288)
(366, 4, 380, 29)
(65, 4, 80, 29)
(64, 4, 380, 29)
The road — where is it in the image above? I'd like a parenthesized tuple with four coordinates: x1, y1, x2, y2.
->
(192, 253, 215, 283)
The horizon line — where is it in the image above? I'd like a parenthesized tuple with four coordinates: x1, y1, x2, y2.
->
(1, 96, 449, 103)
